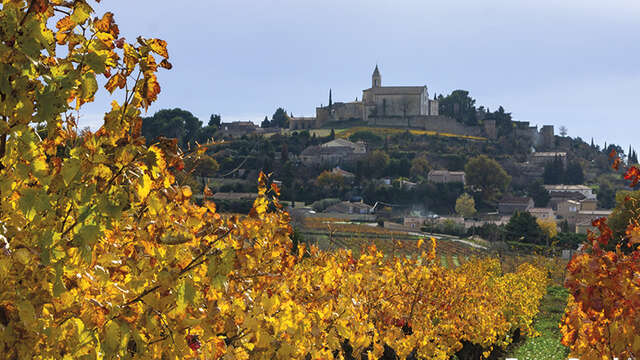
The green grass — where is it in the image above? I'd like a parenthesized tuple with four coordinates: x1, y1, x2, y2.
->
(440, 254, 448, 268)
(509, 285, 570, 360)
(451, 255, 460, 267)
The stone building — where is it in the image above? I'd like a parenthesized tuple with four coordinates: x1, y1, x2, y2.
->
(361, 65, 439, 122)
(528, 208, 556, 221)
(324, 201, 373, 215)
(290, 65, 439, 130)
(321, 138, 366, 154)
(556, 197, 608, 232)
(531, 152, 567, 168)
(427, 170, 466, 184)
(544, 185, 596, 200)
(220, 121, 258, 138)
(498, 196, 534, 215)
(299, 138, 366, 166)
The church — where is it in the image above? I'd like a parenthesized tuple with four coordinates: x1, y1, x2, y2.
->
(362, 65, 439, 122)
(289, 66, 439, 130)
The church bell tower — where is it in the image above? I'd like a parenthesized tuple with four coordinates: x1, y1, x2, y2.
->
(372, 65, 381, 88)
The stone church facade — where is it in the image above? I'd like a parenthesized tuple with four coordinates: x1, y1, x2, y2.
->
(362, 65, 439, 122)
(290, 66, 440, 130)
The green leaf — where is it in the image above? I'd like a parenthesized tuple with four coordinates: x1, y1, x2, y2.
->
(176, 278, 196, 312)
(38, 230, 54, 265)
(207, 249, 235, 290)
(17, 300, 37, 328)
(84, 51, 107, 74)
(102, 320, 121, 358)
(53, 261, 67, 296)
(18, 188, 38, 221)
(70, 2, 92, 24)
(73, 224, 101, 263)
(81, 72, 98, 100)
(62, 158, 81, 186)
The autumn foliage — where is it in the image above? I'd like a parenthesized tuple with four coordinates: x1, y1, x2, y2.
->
(560, 150, 640, 359)
(1, 1, 549, 359)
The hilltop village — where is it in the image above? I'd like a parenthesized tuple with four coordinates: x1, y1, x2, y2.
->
(140, 66, 634, 251)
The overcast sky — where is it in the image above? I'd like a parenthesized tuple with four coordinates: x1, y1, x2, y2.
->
(82, 0, 640, 149)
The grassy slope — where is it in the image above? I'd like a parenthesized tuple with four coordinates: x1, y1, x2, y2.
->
(508, 285, 570, 360)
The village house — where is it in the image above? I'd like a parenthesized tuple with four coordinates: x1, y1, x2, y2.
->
(575, 211, 613, 234)
(427, 170, 466, 184)
(331, 166, 356, 180)
(498, 196, 534, 215)
(324, 201, 373, 215)
(322, 138, 367, 153)
(212, 192, 258, 201)
(544, 184, 596, 200)
(530, 151, 567, 167)
(403, 216, 426, 230)
(528, 208, 556, 221)
(300, 139, 366, 166)
(556, 198, 609, 232)
(220, 121, 258, 138)
(548, 191, 586, 210)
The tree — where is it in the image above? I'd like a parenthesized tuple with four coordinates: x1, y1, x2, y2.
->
(280, 143, 289, 162)
(349, 131, 383, 149)
(410, 156, 430, 180)
(536, 218, 558, 246)
(184, 154, 219, 178)
(209, 114, 222, 128)
(543, 156, 565, 185)
(564, 160, 584, 185)
(464, 155, 511, 203)
(455, 193, 477, 219)
(437, 90, 478, 126)
(556, 232, 586, 250)
(316, 171, 346, 194)
(270, 107, 290, 128)
(142, 108, 202, 148)
(528, 180, 550, 207)
(560, 126, 568, 137)
(261, 115, 270, 128)
(486, 106, 513, 137)
(359, 150, 390, 178)
(504, 212, 544, 245)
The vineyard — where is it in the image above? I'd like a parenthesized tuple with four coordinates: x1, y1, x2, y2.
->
(300, 217, 484, 266)
(2, 2, 639, 359)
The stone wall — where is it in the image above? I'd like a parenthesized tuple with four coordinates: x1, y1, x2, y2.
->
(330, 102, 363, 121)
(540, 125, 555, 148)
(368, 115, 484, 137)
(372, 94, 423, 117)
(289, 117, 317, 130)
(315, 102, 363, 127)
(483, 119, 497, 139)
